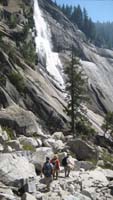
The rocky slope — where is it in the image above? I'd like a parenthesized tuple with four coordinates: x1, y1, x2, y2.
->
(0, 0, 113, 200)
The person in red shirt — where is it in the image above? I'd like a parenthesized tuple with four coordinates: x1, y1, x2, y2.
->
(50, 154, 60, 180)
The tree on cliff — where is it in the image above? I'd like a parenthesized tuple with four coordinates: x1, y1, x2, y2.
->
(64, 48, 88, 137)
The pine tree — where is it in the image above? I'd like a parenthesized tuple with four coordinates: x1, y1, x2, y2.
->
(64, 48, 88, 137)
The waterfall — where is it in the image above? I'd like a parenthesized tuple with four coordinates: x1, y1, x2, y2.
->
(33, 0, 64, 88)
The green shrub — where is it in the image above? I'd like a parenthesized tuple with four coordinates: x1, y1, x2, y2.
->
(22, 144, 35, 151)
(0, 76, 6, 86)
(76, 119, 96, 140)
(20, 40, 36, 64)
(8, 71, 26, 93)
(102, 150, 113, 169)
(2, 126, 15, 140)
(9, 15, 18, 29)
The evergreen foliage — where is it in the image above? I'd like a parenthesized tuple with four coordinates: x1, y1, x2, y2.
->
(57, 3, 113, 49)
(64, 48, 88, 137)
(58, 4, 96, 41)
(8, 71, 26, 93)
(20, 40, 36, 64)
(95, 22, 113, 49)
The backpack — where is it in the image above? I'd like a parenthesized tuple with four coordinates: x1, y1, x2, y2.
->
(42, 162, 52, 177)
(62, 157, 68, 166)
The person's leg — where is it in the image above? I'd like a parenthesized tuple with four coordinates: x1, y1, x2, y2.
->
(53, 167, 55, 179)
(67, 166, 70, 177)
(56, 169, 59, 179)
(46, 177, 53, 191)
(64, 166, 67, 177)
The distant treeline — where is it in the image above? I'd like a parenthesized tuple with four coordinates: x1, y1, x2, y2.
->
(56, 3, 113, 49)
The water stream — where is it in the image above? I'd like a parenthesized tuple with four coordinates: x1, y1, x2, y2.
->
(33, 0, 64, 88)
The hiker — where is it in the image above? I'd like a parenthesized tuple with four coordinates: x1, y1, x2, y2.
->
(50, 154, 60, 180)
(62, 153, 74, 177)
(42, 157, 53, 191)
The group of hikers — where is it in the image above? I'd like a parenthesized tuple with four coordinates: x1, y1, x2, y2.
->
(41, 153, 74, 191)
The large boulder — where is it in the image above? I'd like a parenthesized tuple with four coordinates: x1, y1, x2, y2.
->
(0, 153, 36, 187)
(0, 105, 39, 136)
(43, 138, 65, 151)
(18, 136, 38, 150)
(31, 147, 54, 171)
(75, 161, 95, 171)
(68, 139, 98, 161)
(0, 182, 15, 200)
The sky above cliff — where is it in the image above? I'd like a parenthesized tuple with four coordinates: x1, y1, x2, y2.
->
(55, 0, 113, 22)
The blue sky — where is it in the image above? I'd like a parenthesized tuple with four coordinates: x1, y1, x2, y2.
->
(55, 0, 113, 22)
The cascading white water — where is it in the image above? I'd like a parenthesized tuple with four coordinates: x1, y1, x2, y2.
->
(33, 0, 64, 88)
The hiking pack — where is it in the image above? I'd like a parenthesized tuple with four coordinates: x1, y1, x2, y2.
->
(62, 156, 68, 166)
(42, 162, 53, 177)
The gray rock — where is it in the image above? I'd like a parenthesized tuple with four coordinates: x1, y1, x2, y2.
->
(31, 147, 54, 171)
(0, 144, 4, 151)
(0, 105, 39, 136)
(7, 140, 22, 151)
(52, 132, 65, 141)
(0, 153, 36, 187)
(64, 193, 91, 200)
(0, 129, 9, 144)
(18, 136, 38, 149)
(75, 161, 95, 171)
(68, 139, 98, 161)
(22, 193, 36, 200)
(97, 160, 105, 168)
(43, 138, 65, 151)
(36, 139, 42, 147)
(3, 145, 13, 153)
(0, 192, 16, 200)
(0, 182, 15, 200)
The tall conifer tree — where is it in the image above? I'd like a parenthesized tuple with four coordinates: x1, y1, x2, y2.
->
(64, 48, 88, 137)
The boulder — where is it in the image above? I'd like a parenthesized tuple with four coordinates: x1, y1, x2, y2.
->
(0, 153, 36, 187)
(0, 105, 39, 136)
(0, 193, 16, 200)
(52, 132, 65, 141)
(36, 138, 42, 147)
(97, 160, 105, 168)
(0, 144, 4, 151)
(6, 140, 22, 151)
(0, 128, 9, 144)
(0, 182, 15, 200)
(31, 147, 54, 171)
(75, 161, 95, 171)
(43, 138, 65, 151)
(22, 193, 36, 200)
(68, 139, 98, 161)
(18, 136, 38, 150)
(103, 169, 113, 181)
(3, 145, 13, 153)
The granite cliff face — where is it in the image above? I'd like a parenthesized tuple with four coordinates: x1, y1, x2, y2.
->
(0, 0, 113, 134)
(38, 0, 113, 116)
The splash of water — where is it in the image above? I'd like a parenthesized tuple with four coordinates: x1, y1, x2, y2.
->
(33, 0, 64, 88)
